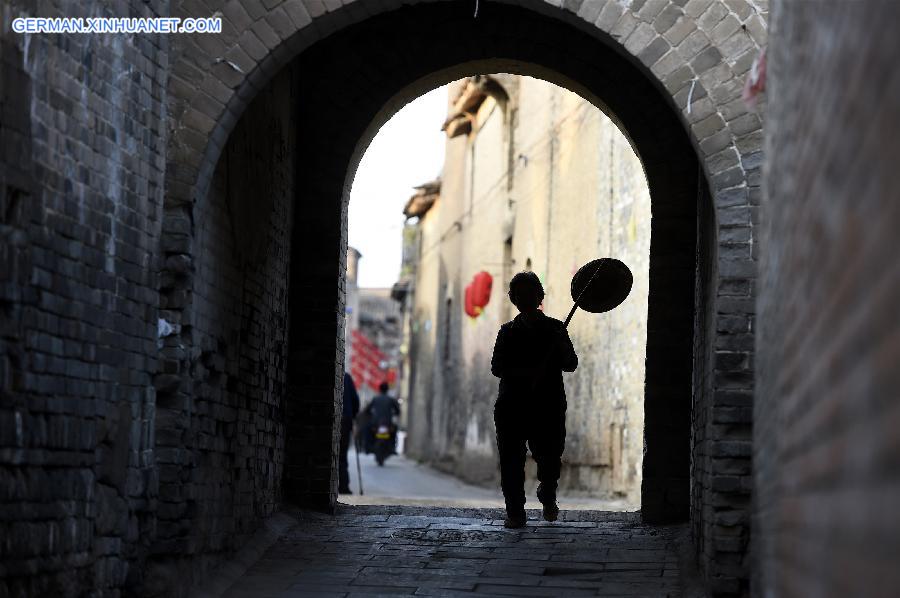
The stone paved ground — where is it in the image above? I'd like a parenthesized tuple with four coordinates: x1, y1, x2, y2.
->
(218, 506, 694, 598)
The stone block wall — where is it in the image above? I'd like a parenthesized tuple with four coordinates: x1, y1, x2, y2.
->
(755, 1, 900, 596)
(0, 4, 299, 592)
(148, 64, 297, 593)
(0, 1, 169, 595)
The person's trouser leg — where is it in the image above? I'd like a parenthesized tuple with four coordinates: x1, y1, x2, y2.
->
(529, 408, 566, 503)
(338, 420, 352, 493)
(494, 405, 527, 517)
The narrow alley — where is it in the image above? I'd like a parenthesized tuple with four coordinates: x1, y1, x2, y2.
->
(341, 442, 631, 512)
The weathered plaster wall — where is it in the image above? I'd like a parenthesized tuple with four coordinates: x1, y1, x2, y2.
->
(535, 80, 651, 502)
(405, 203, 443, 461)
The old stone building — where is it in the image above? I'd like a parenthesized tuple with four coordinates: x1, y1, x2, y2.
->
(400, 75, 651, 504)
(1, 0, 898, 597)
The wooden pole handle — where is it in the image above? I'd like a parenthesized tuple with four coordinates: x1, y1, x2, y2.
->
(563, 260, 603, 328)
(563, 301, 579, 328)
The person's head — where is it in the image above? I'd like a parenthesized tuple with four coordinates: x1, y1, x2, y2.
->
(379, 382, 389, 394)
(508, 271, 544, 312)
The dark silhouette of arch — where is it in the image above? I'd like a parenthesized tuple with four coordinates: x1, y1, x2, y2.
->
(278, 2, 707, 524)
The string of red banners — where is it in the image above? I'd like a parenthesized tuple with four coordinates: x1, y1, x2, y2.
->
(349, 329, 397, 391)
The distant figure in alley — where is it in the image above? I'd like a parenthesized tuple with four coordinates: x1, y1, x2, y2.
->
(338, 372, 360, 494)
(491, 272, 578, 528)
(364, 382, 401, 465)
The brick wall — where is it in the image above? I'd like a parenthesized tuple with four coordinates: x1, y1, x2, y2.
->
(148, 64, 297, 594)
(755, 1, 900, 595)
(0, 1, 169, 595)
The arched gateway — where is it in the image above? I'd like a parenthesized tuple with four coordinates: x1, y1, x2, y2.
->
(155, 0, 763, 594)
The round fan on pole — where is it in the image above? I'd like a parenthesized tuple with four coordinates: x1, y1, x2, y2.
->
(564, 258, 633, 326)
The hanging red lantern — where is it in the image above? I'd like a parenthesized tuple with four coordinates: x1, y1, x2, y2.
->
(464, 271, 493, 318)
(471, 271, 492, 309)
(464, 283, 478, 317)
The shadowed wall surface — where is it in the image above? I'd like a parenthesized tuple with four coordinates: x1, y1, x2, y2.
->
(755, 1, 900, 595)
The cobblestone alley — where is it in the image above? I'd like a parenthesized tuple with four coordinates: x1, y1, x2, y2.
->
(207, 507, 694, 598)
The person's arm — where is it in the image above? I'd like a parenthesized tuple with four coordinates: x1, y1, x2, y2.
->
(490, 327, 506, 378)
(556, 326, 578, 372)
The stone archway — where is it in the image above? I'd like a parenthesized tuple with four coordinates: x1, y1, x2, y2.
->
(161, 0, 764, 592)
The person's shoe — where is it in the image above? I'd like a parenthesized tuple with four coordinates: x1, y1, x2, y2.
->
(537, 484, 559, 522)
(503, 512, 527, 529)
(541, 500, 559, 522)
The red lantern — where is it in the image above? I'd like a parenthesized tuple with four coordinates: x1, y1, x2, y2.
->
(471, 271, 492, 308)
(464, 283, 478, 317)
(464, 271, 493, 318)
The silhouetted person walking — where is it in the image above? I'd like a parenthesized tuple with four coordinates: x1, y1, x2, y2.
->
(491, 272, 578, 528)
(339, 371, 360, 494)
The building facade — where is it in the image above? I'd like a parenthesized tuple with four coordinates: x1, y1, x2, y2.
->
(401, 76, 652, 504)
